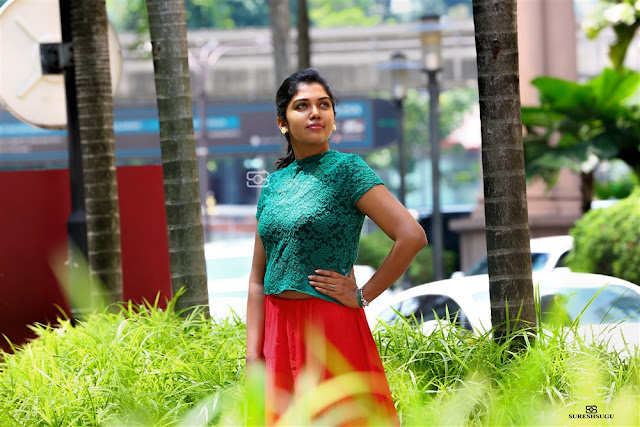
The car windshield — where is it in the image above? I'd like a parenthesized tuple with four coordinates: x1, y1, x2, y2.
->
(541, 285, 640, 325)
(378, 294, 473, 331)
(467, 253, 549, 276)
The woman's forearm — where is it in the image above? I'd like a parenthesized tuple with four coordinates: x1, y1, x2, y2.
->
(361, 233, 427, 303)
(246, 281, 266, 361)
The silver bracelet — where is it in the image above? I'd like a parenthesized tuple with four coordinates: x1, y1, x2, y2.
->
(359, 287, 369, 307)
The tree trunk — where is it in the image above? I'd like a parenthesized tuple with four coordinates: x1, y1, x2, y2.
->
(270, 0, 291, 87)
(472, 0, 536, 340)
(580, 170, 594, 214)
(297, 0, 311, 69)
(70, 0, 122, 305)
(145, 0, 208, 314)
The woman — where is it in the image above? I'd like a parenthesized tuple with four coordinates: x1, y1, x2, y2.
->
(247, 68, 427, 425)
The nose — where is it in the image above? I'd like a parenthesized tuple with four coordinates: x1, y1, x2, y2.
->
(310, 104, 320, 118)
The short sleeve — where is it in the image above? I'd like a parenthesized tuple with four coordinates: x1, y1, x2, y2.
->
(344, 154, 384, 206)
(255, 187, 267, 220)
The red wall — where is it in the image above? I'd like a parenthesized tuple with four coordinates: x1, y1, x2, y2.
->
(0, 166, 172, 351)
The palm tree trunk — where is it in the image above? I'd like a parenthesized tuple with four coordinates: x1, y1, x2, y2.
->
(472, 0, 536, 340)
(145, 0, 208, 314)
(70, 0, 122, 305)
(580, 171, 594, 214)
(297, 0, 311, 69)
(270, 0, 291, 87)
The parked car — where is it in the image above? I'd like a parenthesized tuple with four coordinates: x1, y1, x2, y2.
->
(366, 272, 640, 355)
(205, 238, 387, 320)
(452, 235, 574, 278)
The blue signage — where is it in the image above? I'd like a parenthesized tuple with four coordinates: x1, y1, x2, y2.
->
(0, 99, 398, 168)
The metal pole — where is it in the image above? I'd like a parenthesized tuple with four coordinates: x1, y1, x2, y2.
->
(396, 99, 407, 207)
(396, 98, 412, 288)
(197, 68, 209, 234)
(58, 0, 88, 320)
(427, 69, 444, 280)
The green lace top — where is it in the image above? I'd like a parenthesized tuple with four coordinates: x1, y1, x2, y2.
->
(255, 149, 384, 304)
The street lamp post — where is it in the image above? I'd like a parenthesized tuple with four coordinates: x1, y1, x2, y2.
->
(419, 14, 445, 281)
(188, 39, 267, 223)
(378, 52, 421, 288)
(389, 52, 409, 207)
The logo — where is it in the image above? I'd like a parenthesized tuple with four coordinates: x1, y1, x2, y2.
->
(246, 170, 270, 187)
(569, 404, 612, 419)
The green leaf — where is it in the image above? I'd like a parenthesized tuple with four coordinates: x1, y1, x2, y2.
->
(521, 107, 565, 128)
(589, 67, 640, 108)
(609, 20, 640, 70)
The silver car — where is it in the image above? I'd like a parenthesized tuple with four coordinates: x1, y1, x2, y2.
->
(367, 272, 640, 355)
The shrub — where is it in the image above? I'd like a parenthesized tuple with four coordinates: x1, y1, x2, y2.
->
(0, 300, 245, 426)
(1, 301, 638, 426)
(566, 189, 640, 285)
(357, 230, 456, 287)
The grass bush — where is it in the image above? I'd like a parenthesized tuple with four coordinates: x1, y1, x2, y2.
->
(0, 298, 638, 425)
(566, 189, 640, 285)
(0, 298, 245, 426)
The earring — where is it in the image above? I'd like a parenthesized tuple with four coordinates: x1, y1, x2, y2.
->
(280, 127, 287, 134)
(332, 124, 337, 131)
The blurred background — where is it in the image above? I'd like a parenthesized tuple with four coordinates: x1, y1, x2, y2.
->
(0, 0, 638, 302)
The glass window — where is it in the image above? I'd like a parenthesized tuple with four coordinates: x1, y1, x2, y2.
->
(542, 286, 640, 325)
(466, 258, 488, 275)
(555, 252, 569, 268)
(378, 294, 473, 331)
(531, 253, 550, 271)
(467, 252, 550, 275)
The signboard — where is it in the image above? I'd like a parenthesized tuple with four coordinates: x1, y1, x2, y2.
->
(0, 99, 399, 168)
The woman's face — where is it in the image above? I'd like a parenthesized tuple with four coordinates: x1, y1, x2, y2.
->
(279, 82, 335, 149)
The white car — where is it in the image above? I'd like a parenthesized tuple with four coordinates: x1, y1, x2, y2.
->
(453, 235, 574, 277)
(205, 238, 385, 320)
(367, 272, 640, 355)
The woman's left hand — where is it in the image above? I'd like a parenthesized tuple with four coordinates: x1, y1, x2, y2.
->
(309, 268, 360, 308)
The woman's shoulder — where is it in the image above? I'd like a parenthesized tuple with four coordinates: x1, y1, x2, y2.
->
(331, 150, 372, 171)
(331, 150, 365, 164)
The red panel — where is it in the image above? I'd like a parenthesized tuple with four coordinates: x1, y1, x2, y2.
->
(0, 169, 71, 351)
(117, 166, 171, 306)
(0, 166, 171, 351)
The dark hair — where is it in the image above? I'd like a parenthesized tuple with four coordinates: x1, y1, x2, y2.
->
(275, 68, 338, 170)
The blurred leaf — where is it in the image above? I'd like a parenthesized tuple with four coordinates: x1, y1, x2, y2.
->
(609, 20, 640, 70)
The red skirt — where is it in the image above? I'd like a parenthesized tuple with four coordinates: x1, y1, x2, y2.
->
(262, 295, 399, 426)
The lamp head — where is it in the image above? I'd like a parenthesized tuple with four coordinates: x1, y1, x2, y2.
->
(419, 14, 443, 72)
(390, 51, 409, 101)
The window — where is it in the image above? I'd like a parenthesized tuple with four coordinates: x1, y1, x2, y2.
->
(542, 286, 640, 325)
(378, 294, 473, 331)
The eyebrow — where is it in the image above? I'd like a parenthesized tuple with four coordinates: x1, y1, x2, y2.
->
(292, 96, 331, 103)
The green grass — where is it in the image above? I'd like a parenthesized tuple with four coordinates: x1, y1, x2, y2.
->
(0, 297, 638, 426)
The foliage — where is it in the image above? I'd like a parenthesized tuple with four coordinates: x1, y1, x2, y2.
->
(378, 314, 639, 426)
(403, 87, 479, 151)
(566, 189, 640, 285)
(308, 0, 382, 27)
(521, 67, 640, 210)
(103, 0, 476, 31)
(0, 300, 245, 426)
(106, 0, 267, 31)
(1, 297, 638, 425)
(366, 87, 479, 178)
(357, 230, 457, 286)
(582, 0, 640, 69)
(595, 161, 640, 199)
